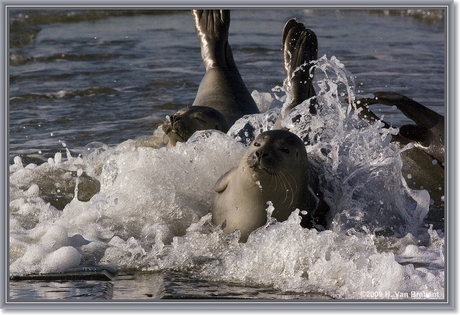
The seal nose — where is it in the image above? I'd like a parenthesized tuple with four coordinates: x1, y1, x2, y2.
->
(255, 150, 268, 161)
(247, 149, 267, 168)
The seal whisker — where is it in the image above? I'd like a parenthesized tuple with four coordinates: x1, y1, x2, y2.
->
(278, 169, 297, 207)
(272, 173, 287, 204)
(271, 170, 280, 191)
(280, 173, 292, 206)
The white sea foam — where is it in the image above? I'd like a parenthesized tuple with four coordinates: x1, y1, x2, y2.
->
(8, 56, 444, 299)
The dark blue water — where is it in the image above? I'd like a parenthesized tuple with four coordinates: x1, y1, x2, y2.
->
(9, 9, 445, 163)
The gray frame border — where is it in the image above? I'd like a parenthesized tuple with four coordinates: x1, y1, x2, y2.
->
(1, 0, 456, 311)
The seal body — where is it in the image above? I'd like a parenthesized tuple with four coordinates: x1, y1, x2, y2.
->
(161, 10, 259, 147)
(191, 10, 259, 125)
(212, 130, 313, 242)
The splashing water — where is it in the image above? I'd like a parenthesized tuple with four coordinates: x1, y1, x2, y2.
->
(9, 56, 444, 300)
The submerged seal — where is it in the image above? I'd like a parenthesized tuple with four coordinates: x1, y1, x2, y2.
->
(212, 130, 321, 242)
(353, 91, 444, 164)
(352, 91, 445, 225)
(162, 10, 259, 146)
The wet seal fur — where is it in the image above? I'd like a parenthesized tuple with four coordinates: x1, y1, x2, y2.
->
(162, 10, 259, 146)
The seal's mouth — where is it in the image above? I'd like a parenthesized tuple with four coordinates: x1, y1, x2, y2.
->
(247, 157, 278, 175)
(249, 163, 263, 171)
(170, 130, 186, 142)
(247, 155, 260, 169)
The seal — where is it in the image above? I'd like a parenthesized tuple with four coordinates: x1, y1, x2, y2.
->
(161, 10, 259, 147)
(161, 106, 229, 147)
(353, 91, 444, 164)
(274, 19, 318, 129)
(191, 10, 259, 124)
(352, 91, 444, 227)
(212, 130, 322, 242)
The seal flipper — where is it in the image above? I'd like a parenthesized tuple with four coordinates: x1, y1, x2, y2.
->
(192, 10, 230, 70)
(352, 92, 444, 163)
(282, 18, 299, 45)
(191, 10, 259, 125)
(275, 19, 318, 130)
(213, 167, 236, 193)
(192, 9, 239, 73)
(349, 96, 392, 129)
(371, 92, 442, 128)
(282, 19, 318, 114)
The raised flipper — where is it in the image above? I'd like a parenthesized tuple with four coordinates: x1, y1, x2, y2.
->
(353, 91, 444, 164)
(283, 19, 318, 114)
(192, 10, 231, 70)
(369, 92, 443, 126)
(192, 10, 240, 74)
(351, 96, 391, 128)
(275, 19, 318, 130)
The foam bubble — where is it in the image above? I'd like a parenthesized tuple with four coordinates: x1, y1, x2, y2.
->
(41, 246, 81, 274)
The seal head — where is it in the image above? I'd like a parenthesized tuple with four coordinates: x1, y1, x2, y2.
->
(162, 106, 229, 147)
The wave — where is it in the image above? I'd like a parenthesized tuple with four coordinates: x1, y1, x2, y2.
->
(10, 86, 119, 101)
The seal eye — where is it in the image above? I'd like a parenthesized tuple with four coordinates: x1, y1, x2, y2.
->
(253, 142, 261, 147)
(279, 148, 290, 154)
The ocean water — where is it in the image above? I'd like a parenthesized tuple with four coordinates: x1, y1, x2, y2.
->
(8, 8, 447, 303)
